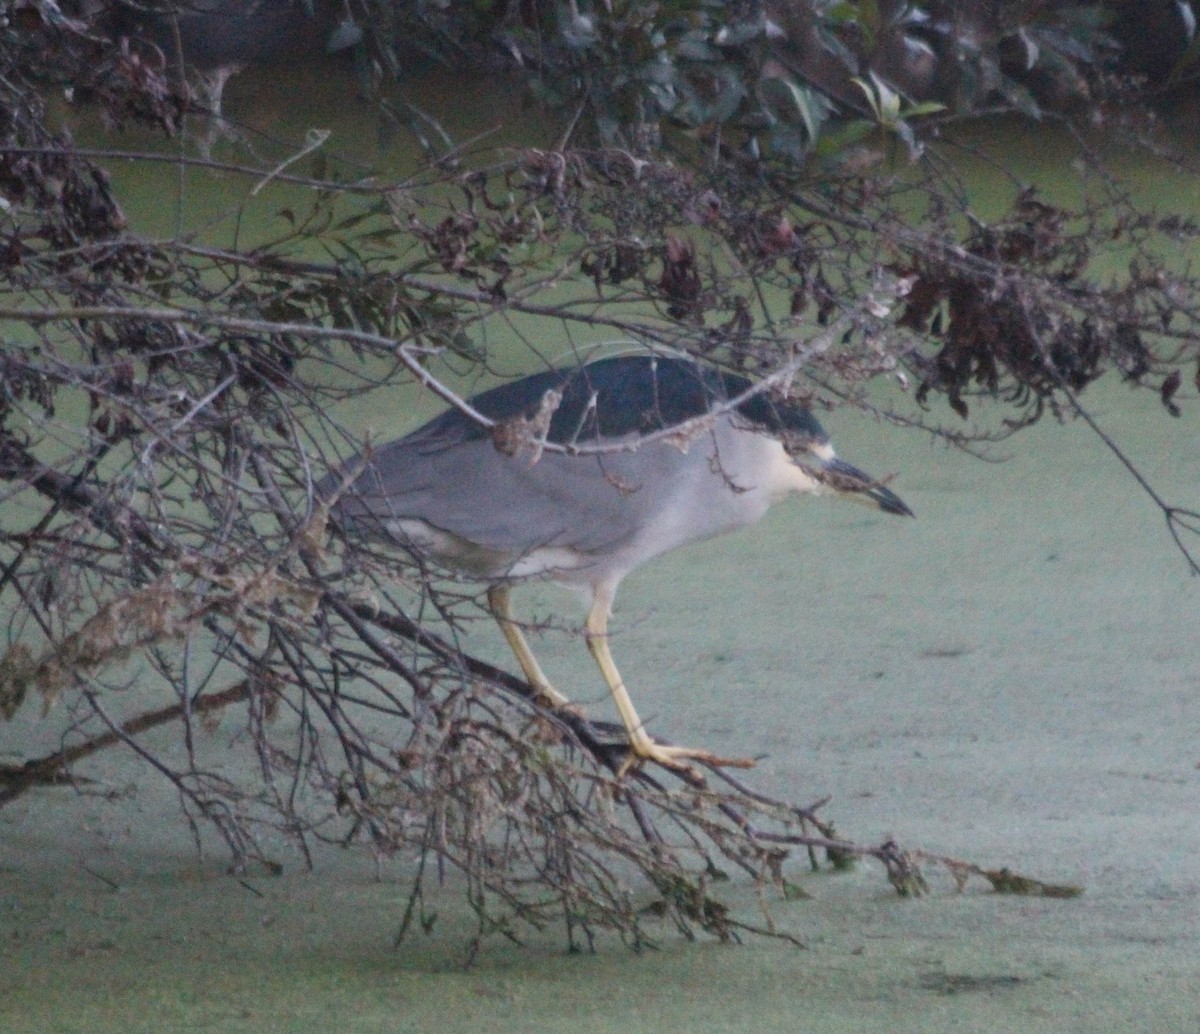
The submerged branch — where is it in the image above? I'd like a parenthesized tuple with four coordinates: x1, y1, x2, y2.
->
(0, 680, 251, 804)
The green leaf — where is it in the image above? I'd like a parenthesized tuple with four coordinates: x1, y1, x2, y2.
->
(812, 118, 875, 157)
(326, 18, 363, 54)
(709, 73, 748, 123)
(676, 33, 719, 62)
(760, 75, 827, 141)
(715, 20, 765, 48)
(892, 117, 922, 159)
(872, 73, 902, 122)
(825, 3, 862, 25)
(850, 75, 881, 121)
(904, 100, 947, 118)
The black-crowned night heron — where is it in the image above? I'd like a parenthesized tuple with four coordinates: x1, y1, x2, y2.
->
(326, 354, 911, 772)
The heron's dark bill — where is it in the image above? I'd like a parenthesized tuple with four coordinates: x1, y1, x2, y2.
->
(819, 457, 913, 517)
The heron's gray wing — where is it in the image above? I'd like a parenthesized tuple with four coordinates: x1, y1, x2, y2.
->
(336, 431, 694, 556)
(324, 353, 834, 557)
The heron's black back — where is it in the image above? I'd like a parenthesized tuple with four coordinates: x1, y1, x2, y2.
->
(409, 355, 829, 449)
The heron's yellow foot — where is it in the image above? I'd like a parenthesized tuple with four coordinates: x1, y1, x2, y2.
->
(618, 740, 757, 778)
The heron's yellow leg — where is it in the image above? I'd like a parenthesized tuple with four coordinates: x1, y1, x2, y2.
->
(583, 588, 755, 775)
(487, 585, 570, 708)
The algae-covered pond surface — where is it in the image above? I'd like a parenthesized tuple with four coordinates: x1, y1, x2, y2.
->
(3, 67, 1200, 1034)
(4, 378, 1197, 1033)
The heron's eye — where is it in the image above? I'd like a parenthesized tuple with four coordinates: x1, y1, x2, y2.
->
(780, 431, 821, 458)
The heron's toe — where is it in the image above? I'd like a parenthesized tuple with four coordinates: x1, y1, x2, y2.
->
(538, 694, 583, 716)
(620, 741, 756, 778)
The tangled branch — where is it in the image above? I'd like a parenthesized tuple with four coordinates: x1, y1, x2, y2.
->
(0, 18, 1193, 949)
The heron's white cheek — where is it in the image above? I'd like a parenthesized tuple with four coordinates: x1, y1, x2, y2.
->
(758, 439, 829, 500)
